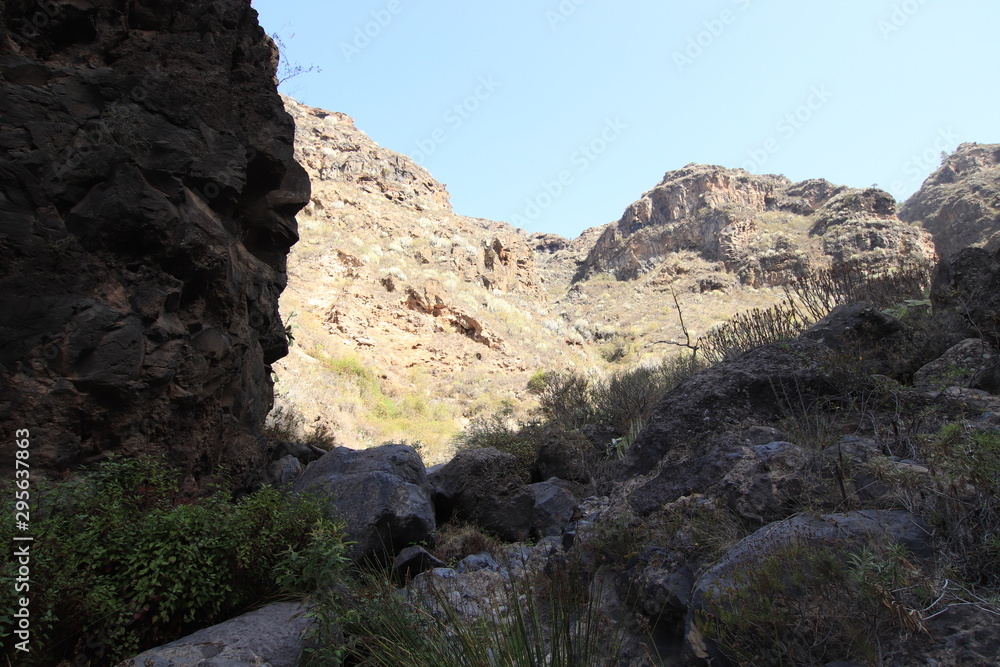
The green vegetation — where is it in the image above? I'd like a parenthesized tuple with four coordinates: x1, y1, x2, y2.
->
(695, 538, 929, 666)
(453, 353, 706, 479)
(0, 457, 349, 666)
(307, 555, 633, 667)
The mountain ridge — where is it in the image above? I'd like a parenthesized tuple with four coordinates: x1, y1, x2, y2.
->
(273, 95, 997, 464)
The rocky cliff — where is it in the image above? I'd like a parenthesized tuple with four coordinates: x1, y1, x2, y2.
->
(0, 0, 307, 485)
(577, 164, 937, 285)
(900, 142, 1000, 260)
(273, 97, 597, 460)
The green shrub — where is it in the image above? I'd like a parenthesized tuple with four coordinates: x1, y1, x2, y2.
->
(535, 370, 594, 429)
(0, 456, 348, 666)
(696, 539, 928, 666)
(590, 355, 707, 433)
(922, 423, 1000, 585)
(452, 403, 545, 479)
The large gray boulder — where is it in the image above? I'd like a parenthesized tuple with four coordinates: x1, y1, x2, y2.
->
(685, 510, 932, 666)
(118, 602, 313, 667)
(429, 448, 534, 542)
(913, 337, 1000, 393)
(527, 480, 578, 537)
(294, 443, 435, 562)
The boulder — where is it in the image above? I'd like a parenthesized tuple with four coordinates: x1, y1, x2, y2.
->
(932, 246, 1000, 348)
(802, 301, 906, 354)
(293, 444, 435, 562)
(718, 441, 833, 524)
(393, 545, 446, 584)
(527, 480, 578, 537)
(531, 432, 593, 485)
(622, 339, 840, 515)
(456, 552, 500, 574)
(429, 448, 534, 542)
(914, 337, 1000, 394)
(685, 510, 932, 665)
(269, 455, 303, 486)
(119, 602, 314, 667)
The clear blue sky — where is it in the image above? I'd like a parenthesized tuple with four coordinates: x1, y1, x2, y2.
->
(251, 0, 999, 239)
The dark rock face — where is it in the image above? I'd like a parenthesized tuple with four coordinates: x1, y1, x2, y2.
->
(527, 480, 578, 538)
(0, 1, 308, 482)
(900, 142, 1000, 260)
(622, 339, 836, 480)
(293, 444, 436, 562)
(429, 447, 535, 542)
(932, 246, 1000, 348)
(913, 338, 1000, 394)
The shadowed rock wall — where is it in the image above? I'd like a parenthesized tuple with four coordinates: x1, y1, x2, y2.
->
(0, 0, 308, 486)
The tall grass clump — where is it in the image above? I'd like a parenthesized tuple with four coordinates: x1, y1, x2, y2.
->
(316, 559, 633, 667)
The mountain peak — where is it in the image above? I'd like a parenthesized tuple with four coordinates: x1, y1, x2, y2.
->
(283, 94, 452, 212)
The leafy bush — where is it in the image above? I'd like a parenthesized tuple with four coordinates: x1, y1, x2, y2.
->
(452, 403, 546, 479)
(920, 423, 1000, 585)
(590, 355, 707, 433)
(696, 539, 930, 666)
(0, 456, 348, 666)
(536, 370, 594, 429)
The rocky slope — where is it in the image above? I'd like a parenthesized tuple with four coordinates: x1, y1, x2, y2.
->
(0, 0, 306, 485)
(276, 105, 1000, 463)
(274, 96, 599, 460)
(900, 142, 1000, 260)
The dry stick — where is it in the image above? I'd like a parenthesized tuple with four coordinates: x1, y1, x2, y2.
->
(650, 289, 700, 360)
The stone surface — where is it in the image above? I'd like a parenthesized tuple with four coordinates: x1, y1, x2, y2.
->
(622, 338, 836, 486)
(932, 246, 1000, 349)
(685, 510, 932, 665)
(119, 602, 313, 667)
(577, 166, 935, 285)
(430, 447, 535, 542)
(900, 142, 1000, 260)
(0, 0, 307, 484)
(718, 441, 830, 524)
(914, 337, 1000, 393)
(293, 443, 435, 562)
(527, 479, 578, 537)
(393, 545, 446, 583)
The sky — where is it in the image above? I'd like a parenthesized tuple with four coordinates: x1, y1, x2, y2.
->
(250, 0, 999, 240)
